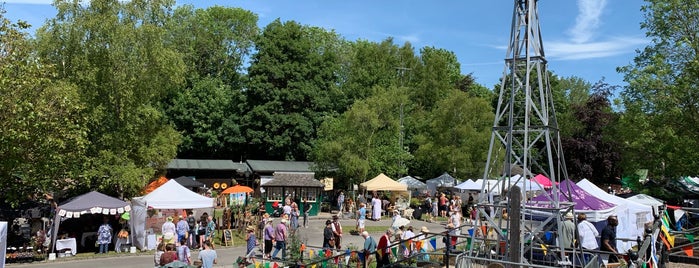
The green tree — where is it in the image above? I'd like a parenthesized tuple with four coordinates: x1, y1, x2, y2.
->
(35, 0, 183, 198)
(312, 86, 411, 186)
(0, 9, 87, 205)
(338, 39, 416, 110)
(165, 5, 258, 87)
(617, 0, 699, 179)
(411, 47, 461, 110)
(244, 19, 342, 160)
(412, 90, 494, 179)
(166, 77, 245, 158)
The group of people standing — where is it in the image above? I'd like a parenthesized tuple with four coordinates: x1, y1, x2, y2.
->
(154, 212, 218, 268)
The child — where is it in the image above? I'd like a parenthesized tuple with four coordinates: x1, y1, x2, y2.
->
(177, 238, 191, 264)
(154, 242, 165, 268)
(245, 226, 257, 259)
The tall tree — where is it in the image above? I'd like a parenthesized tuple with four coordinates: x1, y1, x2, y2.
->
(165, 77, 245, 159)
(561, 81, 621, 183)
(312, 86, 411, 186)
(0, 9, 87, 205)
(412, 90, 494, 179)
(165, 5, 258, 87)
(411, 47, 461, 110)
(244, 19, 342, 160)
(35, 0, 183, 197)
(617, 0, 699, 178)
(338, 39, 416, 110)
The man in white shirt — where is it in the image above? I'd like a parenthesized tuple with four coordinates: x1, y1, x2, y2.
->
(577, 213, 599, 265)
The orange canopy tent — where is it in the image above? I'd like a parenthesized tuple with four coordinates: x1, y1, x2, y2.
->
(221, 184, 254, 194)
(143, 176, 169, 194)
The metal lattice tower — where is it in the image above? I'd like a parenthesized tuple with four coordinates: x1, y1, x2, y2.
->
(463, 0, 575, 267)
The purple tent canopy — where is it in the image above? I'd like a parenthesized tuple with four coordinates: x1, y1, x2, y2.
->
(529, 179, 615, 210)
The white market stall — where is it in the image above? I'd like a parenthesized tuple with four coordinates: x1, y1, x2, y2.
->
(577, 179, 654, 252)
(131, 180, 214, 250)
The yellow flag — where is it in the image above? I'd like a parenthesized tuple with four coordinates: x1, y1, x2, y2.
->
(311, 265, 316, 268)
(540, 244, 547, 255)
(661, 213, 675, 247)
(309, 249, 314, 258)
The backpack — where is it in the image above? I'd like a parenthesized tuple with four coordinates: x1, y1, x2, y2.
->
(187, 216, 196, 229)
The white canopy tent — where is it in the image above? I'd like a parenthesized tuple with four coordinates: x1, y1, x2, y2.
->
(131, 180, 214, 250)
(397, 176, 427, 191)
(453, 179, 481, 192)
(577, 179, 654, 252)
(626, 194, 664, 211)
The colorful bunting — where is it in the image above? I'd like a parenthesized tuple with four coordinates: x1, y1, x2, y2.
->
(265, 261, 270, 268)
(683, 245, 694, 257)
(309, 249, 314, 258)
(429, 238, 437, 250)
(391, 246, 397, 257)
(272, 262, 279, 268)
(686, 234, 695, 243)
(661, 211, 675, 247)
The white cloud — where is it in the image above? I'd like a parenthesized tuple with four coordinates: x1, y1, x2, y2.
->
(546, 37, 648, 60)
(3, 0, 53, 4)
(569, 0, 607, 44)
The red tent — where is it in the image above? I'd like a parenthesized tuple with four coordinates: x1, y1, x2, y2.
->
(531, 174, 552, 188)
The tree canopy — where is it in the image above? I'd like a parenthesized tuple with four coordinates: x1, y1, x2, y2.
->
(5, 0, 699, 203)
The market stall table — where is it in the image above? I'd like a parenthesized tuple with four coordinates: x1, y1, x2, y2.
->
(55, 238, 77, 255)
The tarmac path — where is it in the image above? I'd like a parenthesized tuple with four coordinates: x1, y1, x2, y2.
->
(8, 214, 451, 268)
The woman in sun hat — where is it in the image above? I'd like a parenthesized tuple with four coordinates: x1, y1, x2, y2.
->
(245, 226, 257, 258)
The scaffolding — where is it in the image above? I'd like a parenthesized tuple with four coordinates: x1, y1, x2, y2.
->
(460, 0, 577, 267)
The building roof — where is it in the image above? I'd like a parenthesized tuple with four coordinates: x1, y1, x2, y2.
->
(262, 172, 323, 187)
(172, 176, 205, 188)
(246, 160, 314, 173)
(167, 159, 250, 172)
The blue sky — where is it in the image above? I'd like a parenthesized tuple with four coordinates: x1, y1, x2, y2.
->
(4, 0, 649, 89)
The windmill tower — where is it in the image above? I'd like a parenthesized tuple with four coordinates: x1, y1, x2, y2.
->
(463, 0, 575, 266)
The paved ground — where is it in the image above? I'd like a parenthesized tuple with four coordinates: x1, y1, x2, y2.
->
(8, 213, 451, 268)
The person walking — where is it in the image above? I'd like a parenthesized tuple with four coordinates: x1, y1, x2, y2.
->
(197, 213, 209, 250)
(205, 216, 216, 247)
(245, 226, 257, 259)
(559, 212, 576, 249)
(371, 195, 382, 221)
(439, 194, 448, 217)
(302, 198, 312, 228)
(601, 215, 620, 263)
(176, 215, 189, 246)
(198, 241, 218, 268)
(162, 216, 176, 245)
(263, 219, 274, 259)
(186, 211, 197, 249)
(97, 217, 113, 254)
(271, 218, 288, 260)
(357, 203, 366, 233)
(577, 213, 599, 264)
(331, 215, 343, 250)
(377, 229, 394, 268)
(290, 203, 300, 231)
(361, 231, 377, 267)
(337, 191, 345, 212)
(323, 220, 334, 250)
